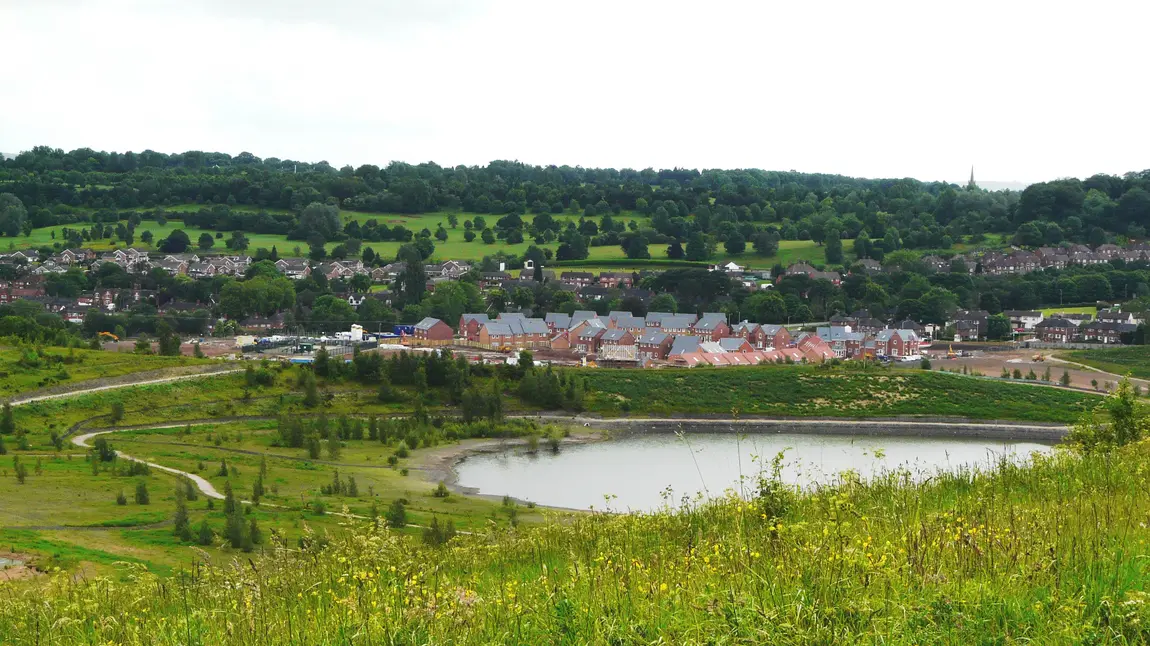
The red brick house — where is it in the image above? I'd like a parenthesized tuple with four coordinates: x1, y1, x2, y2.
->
(874, 329, 920, 357)
(598, 329, 635, 349)
(760, 324, 792, 349)
(636, 329, 673, 360)
(458, 313, 490, 342)
(560, 271, 594, 288)
(598, 272, 634, 288)
(693, 313, 730, 342)
(574, 325, 606, 354)
(413, 317, 453, 344)
(1035, 318, 1077, 344)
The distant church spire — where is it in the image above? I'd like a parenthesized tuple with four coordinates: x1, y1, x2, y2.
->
(966, 166, 977, 190)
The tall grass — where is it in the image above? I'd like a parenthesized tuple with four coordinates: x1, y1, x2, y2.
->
(1065, 346, 1150, 380)
(3, 439, 1148, 644)
(585, 366, 1098, 422)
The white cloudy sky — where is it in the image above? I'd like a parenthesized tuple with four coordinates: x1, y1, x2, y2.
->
(2, 0, 1147, 184)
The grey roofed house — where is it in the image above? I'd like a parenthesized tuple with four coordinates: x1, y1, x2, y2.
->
(637, 329, 670, 345)
(415, 317, 444, 331)
(660, 314, 698, 330)
(494, 316, 549, 336)
(608, 311, 632, 321)
(732, 321, 759, 334)
(817, 327, 864, 343)
(580, 317, 607, 329)
(613, 315, 646, 330)
(1036, 317, 1077, 330)
(668, 335, 702, 355)
(519, 318, 549, 335)
(578, 325, 606, 339)
(893, 319, 924, 332)
(718, 337, 749, 351)
(694, 314, 727, 332)
(483, 321, 515, 337)
(761, 324, 786, 336)
(645, 311, 674, 325)
(599, 328, 630, 342)
(461, 313, 490, 326)
(498, 312, 527, 321)
(545, 312, 571, 329)
(571, 310, 598, 327)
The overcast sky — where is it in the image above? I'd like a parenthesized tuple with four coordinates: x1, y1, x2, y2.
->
(2, 0, 1147, 185)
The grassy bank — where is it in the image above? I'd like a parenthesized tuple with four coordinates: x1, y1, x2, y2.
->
(0, 346, 209, 399)
(3, 434, 1148, 644)
(584, 366, 1098, 422)
(1063, 346, 1150, 380)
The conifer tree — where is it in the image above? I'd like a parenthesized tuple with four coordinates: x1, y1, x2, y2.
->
(173, 487, 192, 541)
(196, 519, 214, 545)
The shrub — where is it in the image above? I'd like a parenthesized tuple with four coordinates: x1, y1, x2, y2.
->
(134, 482, 149, 505)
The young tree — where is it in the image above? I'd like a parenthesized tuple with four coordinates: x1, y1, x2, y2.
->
(386, 499, 407, 529)
(13, 456, 27, 484)
(196, 519, 214, 545)
(134, 481, 150, 504)
(1060, 369, 1072, 387)
(173, 487, 192, 541)
(302, 371, 320, 408)
(223, 480, 236, 514)
(0, 403, 14, 435)
(184, 477, 198, 501)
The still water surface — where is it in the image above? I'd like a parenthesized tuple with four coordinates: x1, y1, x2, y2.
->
(455, 432, 1053, 511)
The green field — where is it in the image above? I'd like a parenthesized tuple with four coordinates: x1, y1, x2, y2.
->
(2, 348, 1146, 644)
(583, 365, 1098, 422)
(3, 428, 1148, 643)
(0, 354, 1102, 582)
(0, 346, 210, 399)
(1063, 345, 1150, 380)
(10, 207, 833, 267)
(1041, 305, 1098, 317)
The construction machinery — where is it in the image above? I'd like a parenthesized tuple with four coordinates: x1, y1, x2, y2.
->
(98, 331, 119, 342)
(1032, 353, 1046, 362)
(946, 344, 957, 359)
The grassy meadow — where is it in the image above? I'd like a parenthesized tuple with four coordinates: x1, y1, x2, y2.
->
(9, 207, 835, 268)
(2, 432, 1148, 643)
(583, 365, 1099, 422)
(1063, 345, 1150, 380)
(0, 345, 210, 399)
(1041, 305, 1099, 317)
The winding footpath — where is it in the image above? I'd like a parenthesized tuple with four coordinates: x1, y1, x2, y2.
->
(73, 428, 226, 499)
(70, 424, 470, 532)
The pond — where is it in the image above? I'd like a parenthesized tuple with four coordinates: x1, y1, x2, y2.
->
(454, 431, 1053, 512)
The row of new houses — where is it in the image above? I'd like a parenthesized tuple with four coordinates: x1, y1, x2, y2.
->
(410, 310, 926, 366)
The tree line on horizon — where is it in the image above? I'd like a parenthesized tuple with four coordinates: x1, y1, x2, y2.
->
(1, 146, 1148, 264)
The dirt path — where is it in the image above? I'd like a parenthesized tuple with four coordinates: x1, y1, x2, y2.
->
(10, 367, 243, 407)
(73, 429, 227, 498)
